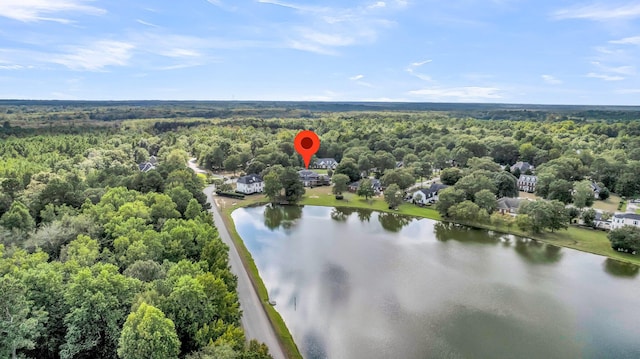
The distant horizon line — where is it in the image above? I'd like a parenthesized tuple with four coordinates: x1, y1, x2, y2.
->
(0, 99, 639, 109)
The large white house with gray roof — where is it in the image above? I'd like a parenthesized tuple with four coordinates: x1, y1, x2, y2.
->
(610, 213, 640, 230)
(236, 174, 264, 194)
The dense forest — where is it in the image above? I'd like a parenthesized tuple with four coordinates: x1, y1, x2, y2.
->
(0, 120, 271, 358)
(2, 102, 640, 358)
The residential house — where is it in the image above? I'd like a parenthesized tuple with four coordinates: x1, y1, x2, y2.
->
(138, 156, 158, 172)
(348, 178, 382, 193)
(236, 174, 264, 194)
(496, 197, 523, 216)
(593, 212, 611, 230)
(412, 183, 449, 205)
(299, 170, 329, 187)
(511, 161, 534, 174)
(138, 162, 156, 172)
(517, 175, 537, 193)
(610, 213, 640, 230)
(312, 158, 338, 170)
(590, 181, 602, 199)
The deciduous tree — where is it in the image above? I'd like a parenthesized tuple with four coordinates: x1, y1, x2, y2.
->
(384, 184, 403, 209)
(117, 303, 180, 359)
(331, 174, 349, 196)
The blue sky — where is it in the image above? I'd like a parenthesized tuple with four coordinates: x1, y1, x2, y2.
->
(0, 0, 639, 105)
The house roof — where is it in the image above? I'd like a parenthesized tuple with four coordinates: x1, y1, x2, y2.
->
(138, 162, 155, 172)
(350, 178, 381, 188)
(314, 158, 337, 164)
(511, 161, 533, 172)
(497, 197, 522, 210)
(519, 175, 538, 182)
(590, 181, 602, 192)
(148, 155, 158, 165)
(237, 174, 263, 184)
(298, 170, 320, 180)
(613, 213, 640, 220)
(417, 183, 448, 196)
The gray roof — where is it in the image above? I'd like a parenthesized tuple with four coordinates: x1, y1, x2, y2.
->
(237, 174, 263, 184)
(419, 183, 448, 196)
(138, 162, 155, 172)
(518, 175, 538, 182)
(511, 161, 533, 172)
(497, 197, 522, 210)
(613, 213, 640, 220)
(314, 158, 338, 165)
(299, 170, 320, 180)
(350, 178, 382, 188)
(590, 181, 602, 192)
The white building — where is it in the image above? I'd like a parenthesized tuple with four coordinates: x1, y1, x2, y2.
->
(236, 174, 264, 194)
(412, 183, 448, 205)
(517, 175, 537, 193)
(610, 213, 640, 230)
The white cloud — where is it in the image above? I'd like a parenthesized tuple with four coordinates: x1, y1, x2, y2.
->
(610, 36, 640, 45)
(406, 59, 433, 81)
(553, 3, 640, 21)
(136, 19, 159, 28)
(0, 0, 105, 23)
(52, 40, 135, 71)
(410, 59, 431, 67)
(257, 0, 322, 12)
(348, 75, 374, 87)
(409, 86, 502, 101)
(0, 65, 25, 70)
(591, 61, 636, 75)
(259, 0, 401, 54)
(586, 72, 625, 81)
(368, 2, 386, 10)
(542, 74, 562, 85)
(297, 28, 356, 47)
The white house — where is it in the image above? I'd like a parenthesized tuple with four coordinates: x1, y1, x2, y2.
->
(590, 181, 602, 199)
(517, 175, 537, 193)
(236, 174, 264, 194)
(610, 213, 640, 230)
(312, 158, 338, 169)
(412, 183, 448, 205)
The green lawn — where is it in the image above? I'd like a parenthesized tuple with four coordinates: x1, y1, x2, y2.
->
(593, 194, 622, 213)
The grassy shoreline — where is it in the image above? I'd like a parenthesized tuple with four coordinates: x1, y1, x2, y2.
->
(217, 186, 639, 358)
(219, 204, 302, 359)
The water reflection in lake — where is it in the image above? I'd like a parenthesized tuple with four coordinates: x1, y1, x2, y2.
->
(233, 205, 640, 359)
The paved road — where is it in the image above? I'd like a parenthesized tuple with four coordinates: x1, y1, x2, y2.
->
(203, 185, 286, 359)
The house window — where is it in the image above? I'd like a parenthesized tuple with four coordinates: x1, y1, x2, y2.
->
(635, 221, 638, 225)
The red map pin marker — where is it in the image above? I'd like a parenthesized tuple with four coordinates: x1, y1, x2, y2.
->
(294, 130, 320, 169)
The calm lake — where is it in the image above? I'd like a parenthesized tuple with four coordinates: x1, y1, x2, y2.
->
(232, 205, 640, 359)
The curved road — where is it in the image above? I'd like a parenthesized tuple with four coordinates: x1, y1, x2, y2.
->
(203, 185, 286, 359)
